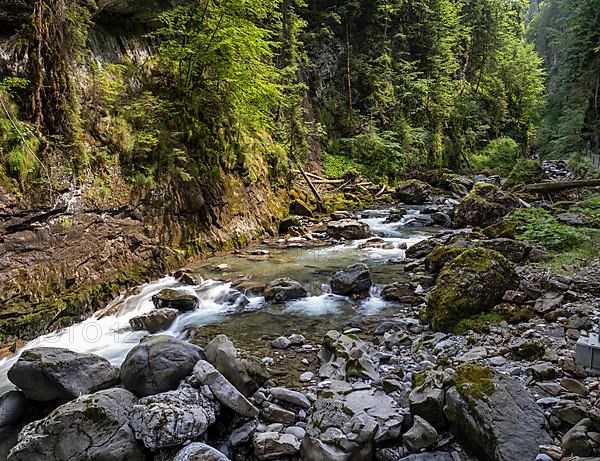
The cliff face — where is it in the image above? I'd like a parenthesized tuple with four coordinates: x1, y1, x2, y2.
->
(0, 0, 289, 346)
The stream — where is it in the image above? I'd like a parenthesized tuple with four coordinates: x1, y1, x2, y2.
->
(0, 208, 437, 398)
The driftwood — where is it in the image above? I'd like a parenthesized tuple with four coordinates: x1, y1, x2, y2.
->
(524, 179, 600, 193)
(298, 166, 325, 209)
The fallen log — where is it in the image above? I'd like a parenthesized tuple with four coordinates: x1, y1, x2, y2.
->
(524, 179, 600, 193)
(298, 166, 325, 210)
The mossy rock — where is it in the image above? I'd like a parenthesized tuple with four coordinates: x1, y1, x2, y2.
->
(426, 248, 518, 332)
(455, 183, 521, 228)
(393, 179, 432, 204)
(424, 245, 468, 273)
(290, 198, 315, 217)
(454, 364, 495, 399)
(505, 158, 544, 187)
(453, 310, 506, 334)
(482, 220, 517, 239)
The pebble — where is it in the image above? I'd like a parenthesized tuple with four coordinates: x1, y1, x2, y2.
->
(272, 337, 292, 349)
(299, 372, 314, 382)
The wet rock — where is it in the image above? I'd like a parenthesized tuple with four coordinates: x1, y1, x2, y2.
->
(120, 335, 204, 396)
(406, 239, 441, 259)
(403, 416, 438, 452)
(562, 418, 593, 457)
(431, 212, 452, 227)
(270, 387, 311, 409)
(318, 330, 379, 381)
(426, 248, 518, 332)
(190, 360, 258, 417)
(8, 347, 119, 402)
(0, 391, 27, 429)
(130, 384, 217, 450)
(394, 180, 432, 205)
(173, 442, 231, 461)
(129, 308, 179, 333)
(407, 214, 435, 227)
(330, 263, 372, 296)
(454, 183, 521, 228)
(331, 211, 354, 221)
(381, 282, 416, 304)
(271, 336, 292, 349)
(204, 335, 269, 396)
(152, 288, 198, 312)
(7, 388, 144, 461)
(263, 278, 307, 303)
(254, 432, 301, 460)
(386, 209, 407, 223)
(173, 270, 202, 286)
(444, 373, 552, 461)
(327, 219, 373, 240)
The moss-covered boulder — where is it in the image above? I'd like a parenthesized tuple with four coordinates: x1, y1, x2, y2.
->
(506, 158, 544, 187)
(424, 245, 468, 273)
(394, 179, 432, 204)
(454, 183, 521, 228)
(482, 220, 517, 239)
(426, 248, 518, 332)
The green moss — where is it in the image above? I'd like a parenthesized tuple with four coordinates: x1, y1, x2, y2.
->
(425, 245, 467, 273)
(455, 364, 495, 399)
(453, 310, 506, 334)
(482, 220, 517, 239)
(412, 370, 427, 387)
(505, 158, 543, 187)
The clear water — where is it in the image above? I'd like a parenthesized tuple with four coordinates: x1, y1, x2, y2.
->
(0, 208, 435, 396)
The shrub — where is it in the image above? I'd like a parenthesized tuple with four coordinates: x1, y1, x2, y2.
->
(506, 158, 543, 186)
(471, 136, 519, 172)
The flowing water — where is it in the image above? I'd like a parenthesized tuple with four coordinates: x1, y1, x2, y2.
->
(0, 208, 437, 398)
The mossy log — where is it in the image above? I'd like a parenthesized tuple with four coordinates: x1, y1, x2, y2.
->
(524, 179, 600, 193)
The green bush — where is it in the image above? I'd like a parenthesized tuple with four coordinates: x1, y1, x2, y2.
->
(506, 158, 543, 186)
(322, 153, 363, 179)
(471, 136, 520, 172)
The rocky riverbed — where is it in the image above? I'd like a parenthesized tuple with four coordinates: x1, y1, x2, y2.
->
(1, 171, 599, 460)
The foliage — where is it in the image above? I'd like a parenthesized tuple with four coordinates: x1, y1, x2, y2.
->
(470, 137, 520, 172)
(453, 310, 506, 335)
(505, 157, 544, 186)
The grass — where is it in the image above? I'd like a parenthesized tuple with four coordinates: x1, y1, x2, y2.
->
(453, 310, 506, 334)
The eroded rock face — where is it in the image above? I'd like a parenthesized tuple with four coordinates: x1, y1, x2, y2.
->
(129, 307, 179, 333)
(327, 219, 373, 240)
(444, 373, 552, 461)
(263, 278, 307, 303)
(7, 388, 145, 461)
(7, 347, 119, 401)
(302, 381, 404, 461)
(130, 384, 218, 451)
(426, 248, 518, 332)
(120, 335, 204, 396)
(330, 263, 372, 296)
(454, 182, 521, 228)
(394, 180, 432, 205)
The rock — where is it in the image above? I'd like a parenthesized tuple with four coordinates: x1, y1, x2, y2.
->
(190, 360, 258, 417)
(330, 263, 372, 296)
(560, 377, 588, 396)
(173, 270, 202, 286)
(562, 418, 593, 457)
(0, 391, 27, 429)
(173, 442, 231, 461)
(130, 384, 217, 450)
(279, 217, 301, 234)
(204, 335, 269, 396)
(129, 308, 179, 333)
(409, 375, 446, 428)
(286, 426, 306, 440)
(444, 372, 552, 461)
(7, 388, 144, 461)
(502, 290, 528, 304)
(318, 330, 379, 381)
(403, 416, 438, 452)
(534, 292, 564, 314)
(254, 432, 301, 460)
(270, 387, 311, 409)
(331, 211, 354, 221)
(290, 199, 314, 217)
(263, 278, 307, 303)
(557, 212, 587, 226)
(381, 282, 416, 303)
(120, 335, 204, 396)
(394, 180, 432, 204)
(300, 372, 314, 382)
(152, 288, 198, 311)
(527, 363, 558, 381)
(230, 420, 258, 446)
(426, 248, 518, 332)
(510, 339, 545, 360)
(474, 238, 532, 262)
(327, 219, 373, 240)
(454, 183, 521, 228)
(406, 239, 441, 259)
(424, 245, 467, 273)
(386, 209, 407, 223)
(271, 336, 292, 349)
(7, 347, 119, 402)
(263, 403, 296, 425)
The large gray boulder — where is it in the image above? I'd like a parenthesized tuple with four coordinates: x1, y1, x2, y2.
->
(318, 330, 379, 381)
(173, 443, 230, 461)
(7, 348, 119, 402)
(263, 278, 307, 303)
(0, 391, 27, 429)
(409, 373, 446, 429)
(444, 372, 552, 461)
(454, 183, 521, 228)
(190, 360, 258, 417)
(130, 384, 218, 450)
(120, 335, 204, 396)
(394, 180, 432, 205)
(327, 220, 373, 240)
(7, 388, 145, 461)
(204, 335, 269, 396)
(152, 288, 198, 312)
(254, 432, 301, 460)
(330, 263, 372, 296)
(129, 308, 179, 333)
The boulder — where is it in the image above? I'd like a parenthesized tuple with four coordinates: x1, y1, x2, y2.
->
(394, 180, 432, 205)
(424, 245, 467, 273)
(190, 360, 258, 417)
(270, 387, 311, 409)
(254, 432, 301, 460)
(426, 248, 518, 332)
(454, 183, 521, 228)
(290, 199, 314, 217)
(7, 348, 119, 402)
(204, 334, 269, 396)
(271, 336, 292, 349)
(474, 238, 532, 262)
(562, 418, 593, 457)
(129, 308, 179, 333)
(152, 288, 198, 311)
(263, 278, 307, 303)
(0, 391, 27, 429)
(406, 239, 441, 259)
(327, 220, 373, 240)
(173, 442, 231, 461)
(130, 384, 218, 450)
(403, 416, 438, 452)
(444, 372, 552, 461)
(120, 335, 204, 396)
(386, 209, 407, 223)
(381, 282, 417, 304)
(7, 388, 145, 461)
(409, 373, 446, 428)
(330, 263, 372, 296)
(318, 330, 379, 381)
(262, 403, 296, 425)
(330, 211, 354, 221)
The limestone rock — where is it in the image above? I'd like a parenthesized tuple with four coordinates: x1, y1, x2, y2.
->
(403, 416, 438, 452)
(173, 442, 230, 460)
(254, 432, 301, 460)
(319, 330, 379, 381)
